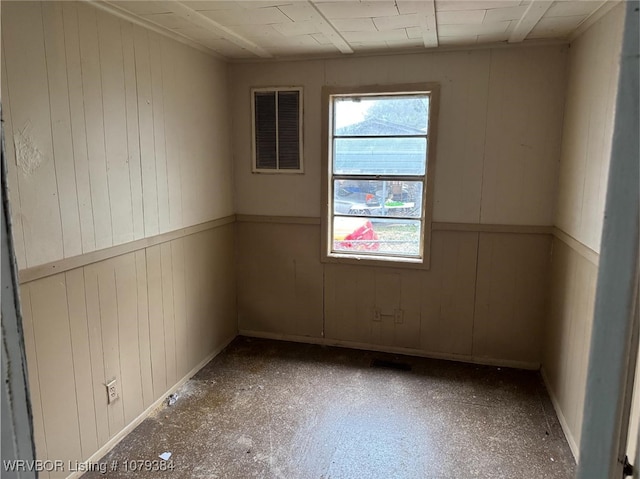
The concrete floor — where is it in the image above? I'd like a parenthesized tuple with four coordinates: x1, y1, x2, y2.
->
(83, 337, 576, 479)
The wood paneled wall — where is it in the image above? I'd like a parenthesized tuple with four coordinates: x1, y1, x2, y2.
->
(22, 225, 236, 479)
(2, 2, 237, 476)
(543, 237, 597, 458)
(542, 3, 625, 460)
(554, 3, 625, 254)
(2, 1, 233, 270)
(238, 220, 551, 369)
(230, 45, 566, 224)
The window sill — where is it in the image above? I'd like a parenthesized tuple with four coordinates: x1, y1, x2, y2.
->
(321, 252, 431, 270)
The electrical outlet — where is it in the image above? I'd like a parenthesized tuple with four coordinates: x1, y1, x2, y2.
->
(373, 308, 381, 322)
(394, 309, 404, 324)
(106, 379, 118, 404)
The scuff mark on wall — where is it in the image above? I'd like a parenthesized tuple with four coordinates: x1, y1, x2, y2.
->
(14, 121, 44, 175)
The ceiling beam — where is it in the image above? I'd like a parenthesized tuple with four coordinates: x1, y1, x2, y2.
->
(508, 0, 554, 43)
(306, 2, 354, 54)
(167, 2, 272, 58)
(415, 0, 438, 48)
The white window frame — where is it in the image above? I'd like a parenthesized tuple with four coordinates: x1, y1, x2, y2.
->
(321, 83, 439, 270)
(251, 86, 304, 174)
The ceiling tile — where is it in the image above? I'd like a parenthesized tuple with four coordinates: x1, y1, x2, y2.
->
(438, 20, 511, 36)
(277, 4, 315, 22)
(405, 26, 422, 39)
(436, 9, 487, 25)
(529, 14, 588, 37)
(373, 14, 421, 31)
(545, 1, 601, 17)
(331, 17, 378, 32)
(272, 20, 321, 36)
(311, 33, 333, 44)
(482, 5, 527, 22)
(435, 1, 521, 12)
(342, 29, 408, 42)
(231, 24, 283, 39)
(201, 6, 291, 25)
(315, 1, 399, 19)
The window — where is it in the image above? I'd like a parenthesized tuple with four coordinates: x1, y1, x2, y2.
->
(251, 87, 303, 173)
(321, 84, 439, 268)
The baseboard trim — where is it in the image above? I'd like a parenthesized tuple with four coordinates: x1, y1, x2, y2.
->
(65, 333, 237, 479)
(238, 329, 541, 371)
(540, 367, 580, 461)
(19, 215, 236, 284)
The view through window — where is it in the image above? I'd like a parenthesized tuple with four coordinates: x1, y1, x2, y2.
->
(327, 89, 434, 263)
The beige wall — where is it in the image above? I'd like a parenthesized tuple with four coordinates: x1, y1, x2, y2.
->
(553, 4, 625, 254)
(238, 219, 552, 368)
(22, 225, 236, 479)
(542, 3, 625, 460)
(2, 2, 237, 477)
(230, 45, 567, 223)
(232, 45, 566, 367)
(2, 1, 233, 271)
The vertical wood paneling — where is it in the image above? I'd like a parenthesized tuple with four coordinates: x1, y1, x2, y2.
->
(543, 237, 598, 453)
(61, 2, 96, 255)
(481, 47, 566, 226)
(29, 276, 82, 477)
(97, 9, 135, 246)
(114, 254, 144, 425)
(5, 1, 236, 473)
(149, 34, 170, 234)
(65, 268, 99, 459)
(396, 271, 421, 349)
(171, 239, 189, 379)
(83, 264, 110, 447)
(19, 286, 49, 479)
(133, 25, 159, 238)
(183, 232, 202, 371)
(18, 227, 235, 470)
(420, 231, 478, 355)
(1, 45, 27, 270)
(2, 1, 63, 267)
(473, 233, 551, 363)
(161, 40, 184, 231)
(5, 1, 232, 269)
(160, 242, 177, 389)
(42, 2, 82, 259)
(134, 250, 154, 408)
(146, 245, 167, 399)
(77, 3, 113, 251)
(554, 4, 624, 251)
(120, 21, 145, 242)
(96, 262, 126, 437)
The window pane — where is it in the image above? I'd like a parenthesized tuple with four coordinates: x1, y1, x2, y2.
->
(334, 138, 426, 175)
(254, 92, 277, 169)
(277, 91, 300, 169)
(334, 179, 423, 218)
(334, 95, 429, 136)
(333, 217, 421, 257)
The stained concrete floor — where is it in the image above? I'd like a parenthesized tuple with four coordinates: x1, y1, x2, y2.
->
(83, 337, 576, 479)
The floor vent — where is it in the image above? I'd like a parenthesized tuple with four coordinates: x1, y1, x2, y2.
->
(370, 359, 412, 371)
